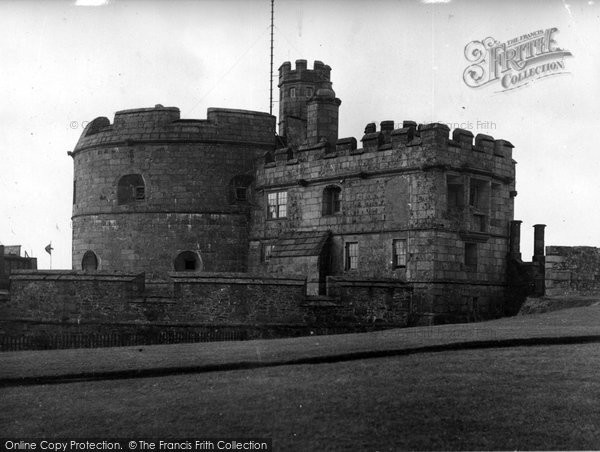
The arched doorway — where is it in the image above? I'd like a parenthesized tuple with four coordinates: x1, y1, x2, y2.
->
(173, 251, 202, 272)
(81, 250, 99, 271)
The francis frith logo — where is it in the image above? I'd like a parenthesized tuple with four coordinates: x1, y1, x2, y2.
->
(463, 28, 572, 91)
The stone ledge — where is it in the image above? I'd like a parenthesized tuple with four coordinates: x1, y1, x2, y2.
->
(327, 276, 411, 288)
(9, 270, 144, 282)
(168, 272, 306, 286)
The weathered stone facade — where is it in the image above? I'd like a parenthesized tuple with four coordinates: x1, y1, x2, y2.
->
(60, 58, 544, 326)
(247, 60, 527, 322)
(545, 246, 600, 296)
(70, 107, 275, 278)
(4, 270, 305, 325)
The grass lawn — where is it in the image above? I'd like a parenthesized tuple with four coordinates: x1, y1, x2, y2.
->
(2, 343, 600, 451)
(2, 305, 600, 381)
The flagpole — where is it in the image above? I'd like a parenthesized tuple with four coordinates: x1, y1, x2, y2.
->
(45, 242, 53, 269)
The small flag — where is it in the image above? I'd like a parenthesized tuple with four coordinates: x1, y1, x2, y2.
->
(45, 243, 53, 255)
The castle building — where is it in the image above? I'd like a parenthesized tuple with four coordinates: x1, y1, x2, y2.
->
(69, 59, 542, 323)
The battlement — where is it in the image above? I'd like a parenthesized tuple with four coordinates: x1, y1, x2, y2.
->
(279, 59, 331, 84)
(113, 105, 181, 128)
(357, 120, 514, 158)
(278, 120, 513, 158)
(260, 119, 516, 184)
(72, 105, 276, 154)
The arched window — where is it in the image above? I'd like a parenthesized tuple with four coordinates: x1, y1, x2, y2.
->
(228, 175, 253, 204)
(322, 185, 342, 216)
(173, 251, 202, 272)
(81, 250, 98, 271)
(117, 174, 145, 205)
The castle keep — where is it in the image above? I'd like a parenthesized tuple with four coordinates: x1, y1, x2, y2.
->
(6, 59, 544, 332)
(70, 107, 275, 277)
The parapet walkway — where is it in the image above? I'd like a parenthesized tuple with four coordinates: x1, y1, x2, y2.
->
(1, 304, 600, 387)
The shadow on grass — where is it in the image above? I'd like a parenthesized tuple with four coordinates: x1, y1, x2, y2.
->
(2, 334, 600, 388)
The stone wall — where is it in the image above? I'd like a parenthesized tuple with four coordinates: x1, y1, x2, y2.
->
(325, 276, 413, 326)
(409, 282, 506, 324)
(545, 246, 600, 296)
(3, 270, 144, 322)
(2, 271, 308, 331)
(169, 273, 307, 324)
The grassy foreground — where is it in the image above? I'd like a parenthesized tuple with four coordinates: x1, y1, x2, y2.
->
(3, 304, 600, 380)
(2, 343, 600, 450)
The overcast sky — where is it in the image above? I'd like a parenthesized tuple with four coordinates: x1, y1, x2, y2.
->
(1, 0, 599, 269)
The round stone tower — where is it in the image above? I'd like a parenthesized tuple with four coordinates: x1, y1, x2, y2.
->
(70, 105, 275, 277)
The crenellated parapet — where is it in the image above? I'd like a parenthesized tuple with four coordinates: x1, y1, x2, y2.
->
(71, 105, 276, 156)
(257, 119, 516, 189)
(278, 59, 331, 84)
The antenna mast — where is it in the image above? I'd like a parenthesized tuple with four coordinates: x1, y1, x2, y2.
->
(269, 0, 274, 115)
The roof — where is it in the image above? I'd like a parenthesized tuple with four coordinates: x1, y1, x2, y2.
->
(271, 231, 330, 259)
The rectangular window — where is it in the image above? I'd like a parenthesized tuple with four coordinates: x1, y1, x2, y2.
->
(392, 239, 407, 267)
(290, 87, 296, 98)
(322, 186, 341, 216)
(267, 191, 287, 219)
(469, 178, 489, 210)
(306, 87, 314, 98)
(465, 243, 477, 269)
(262, 244, 274, 262)
(345, 242, 359, 270)
(73, 180, 76, 204)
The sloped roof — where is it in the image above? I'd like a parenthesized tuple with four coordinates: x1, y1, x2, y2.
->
(271, 231, 330, 258)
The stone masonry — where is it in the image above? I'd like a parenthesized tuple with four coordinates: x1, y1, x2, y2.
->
(49, 58, 544, 327)
(70, 106, 276, 278)
(545, 246, 600, 296)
